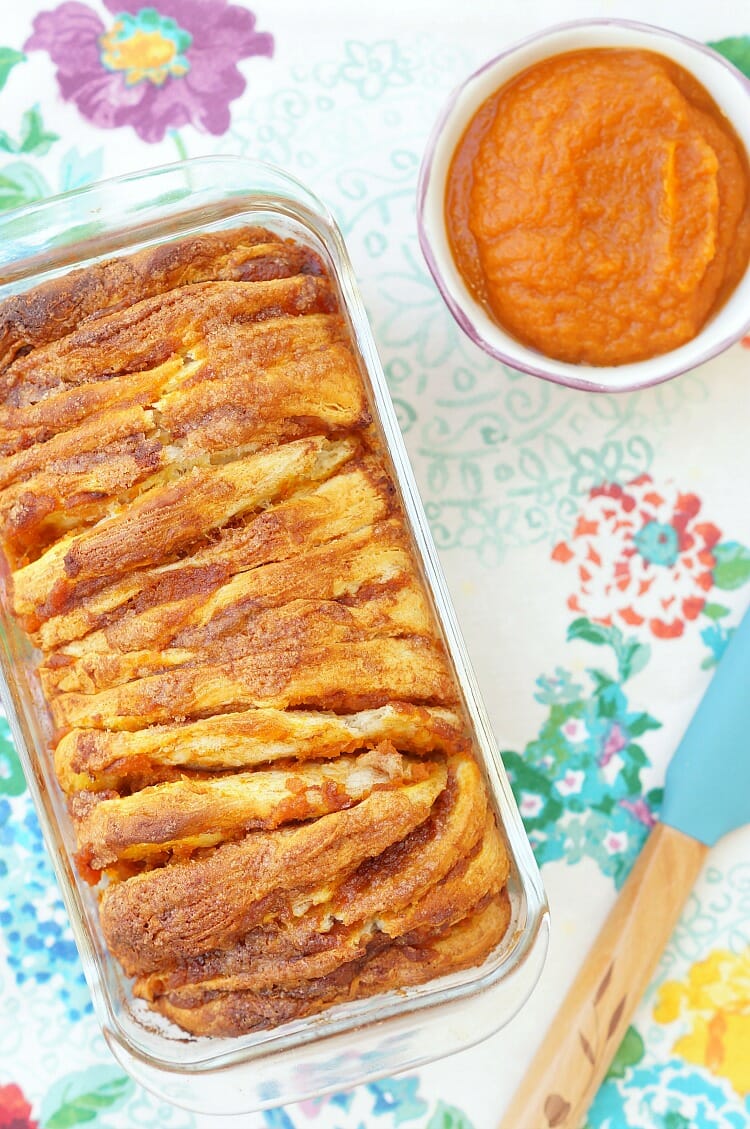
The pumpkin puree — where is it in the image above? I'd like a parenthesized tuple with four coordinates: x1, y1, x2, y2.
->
(446, 49, 750, 366)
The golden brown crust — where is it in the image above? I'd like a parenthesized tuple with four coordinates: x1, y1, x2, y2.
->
(0, 227, 511, 1039)
(0, 332, 368, 560)
(0, 313, 349, 459)
(41, 514, 423, 663)
(328, 753, 487, 927)
(0, 227, 325, 374)
(149, 892, 512, 1037)
(12, 435, 356, 611)
(0, 275, 337, 412)
(54, 703, 468, 793)
(49, 636, 458, 731)
(99, 768, 448, 976)
(33, 456, 395, 649)
(42, 586, 435, 696)
(134, 811, 508, 1006)
(72, 746, 431, 869)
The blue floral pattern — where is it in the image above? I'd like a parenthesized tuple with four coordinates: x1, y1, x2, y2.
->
(263, 1077, 472, 1129)
(0, 788, 91, 1022)
(505, 619, 662, 888)
(589, 1056, 750, 1129)
(337, 41, 413, 100)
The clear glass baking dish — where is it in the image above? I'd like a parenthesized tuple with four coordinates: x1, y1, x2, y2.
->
(0, 156, 548, 1115)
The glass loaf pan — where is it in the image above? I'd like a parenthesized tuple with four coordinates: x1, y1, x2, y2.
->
(0, 157, 549, 1115)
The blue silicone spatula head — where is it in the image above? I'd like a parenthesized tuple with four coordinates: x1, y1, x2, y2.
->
(661, 603, 750, 846)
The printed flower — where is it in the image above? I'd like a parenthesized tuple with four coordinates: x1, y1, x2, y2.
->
(505, 628, 663, 889)
(534, 667, 584, 706)
(25, 1, 273, 142)
(0, 794, 91, 1021)
(599, 721, 627, 765)
(590, 1055, 749, 1129)
(285, 1076, 432, 1125)
(619, 797, 657, 828)
(339, 40, 412, 100)
(555, 769, 585, 797)
(552, 476, 721, 638)
(655, 948, 750, 1099)
(603, 830, 629, 855)
(0, 1084, 37, 1129)
(561, 718, 589, 743)
(519, 793, 544, 819)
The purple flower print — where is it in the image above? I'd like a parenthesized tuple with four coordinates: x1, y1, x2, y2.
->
(25, 1, 274, 142)
(619, 797, 657, 828)
(599, 721, 627, 767)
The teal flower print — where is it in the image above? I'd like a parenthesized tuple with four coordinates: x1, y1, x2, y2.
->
(339, 41, 412, 99)
(587, 1057, 750, 1129)
(504, 619, 663, 887)
(534, 666, 585, 706)
(634, 520, 680, 567)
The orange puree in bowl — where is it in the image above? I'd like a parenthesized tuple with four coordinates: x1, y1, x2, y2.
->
(446, 49, 750, 365)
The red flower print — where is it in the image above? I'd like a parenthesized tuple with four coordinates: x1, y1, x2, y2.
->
(552, 475, 721, 639)
(0, 1084, 38, 1129)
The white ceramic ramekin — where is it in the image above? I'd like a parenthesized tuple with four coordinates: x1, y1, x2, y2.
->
(417, 19, 750, 393)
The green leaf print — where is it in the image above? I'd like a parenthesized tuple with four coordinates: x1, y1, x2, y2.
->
(567, 617, 613, 647)
(595, 682, 620, 719)
(0, 718, 25, 796)
(626, 712, 661, 738)
(426, 1102, 476, 1129)
(501, 750, 564, 828)
(702, 601, 731, 620)
(41, 1067, 133, 1129)
(663, 1114, 693, 1129)
(616, 639, 650, 682)
(619, 752, 646, 795)
(708, 35, 750, 79)
(0, 105, 60, 156)
(712, 542, 750, 590)
(0, 160, 50, 211)
(568, 619, 652, 685)
(606, 1025, 645, 1081)
(0, 47, 25, 92)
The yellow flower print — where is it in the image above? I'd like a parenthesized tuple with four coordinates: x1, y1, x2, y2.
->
(654, 948, 750, 1098)
(99, 10, 191, 88)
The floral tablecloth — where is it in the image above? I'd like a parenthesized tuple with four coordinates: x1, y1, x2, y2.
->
(1, 1, 749, 1127)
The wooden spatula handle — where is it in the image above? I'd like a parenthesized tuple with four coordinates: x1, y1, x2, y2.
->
(499, 822, 709, 1129)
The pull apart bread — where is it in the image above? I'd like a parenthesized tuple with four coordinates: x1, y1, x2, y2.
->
(0, 227, 511, 1037)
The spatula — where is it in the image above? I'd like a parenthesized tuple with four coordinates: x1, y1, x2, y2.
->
(499, 603, 750, 1129)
